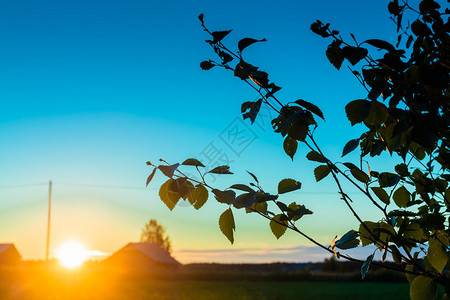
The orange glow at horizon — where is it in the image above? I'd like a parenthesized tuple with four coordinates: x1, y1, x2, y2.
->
(55, 241, 89, 269)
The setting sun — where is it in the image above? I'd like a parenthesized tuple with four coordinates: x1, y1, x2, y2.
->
(55, 241, 89, 269)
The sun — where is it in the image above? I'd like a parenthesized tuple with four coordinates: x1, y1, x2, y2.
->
(55, 241, 89, 269)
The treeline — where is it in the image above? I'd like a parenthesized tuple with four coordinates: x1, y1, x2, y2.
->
(0, 257, 408, 283)
(179, 258, 406, 282)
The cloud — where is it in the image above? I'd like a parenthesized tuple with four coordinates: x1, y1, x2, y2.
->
(87, 250, 109, 257)
(173, 245, 378, 264)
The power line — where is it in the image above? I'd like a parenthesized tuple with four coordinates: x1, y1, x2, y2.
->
(0, 182, 364, 195)
(0, 182, 147, 190)
(0, 183, 47, 189)
(57, 182, 146, 190)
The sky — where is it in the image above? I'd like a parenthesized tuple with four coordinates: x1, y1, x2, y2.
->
(0, 0, 402, 263)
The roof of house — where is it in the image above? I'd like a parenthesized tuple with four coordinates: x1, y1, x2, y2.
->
(115, 243, 180, 265)
(0, 244, 21, 257)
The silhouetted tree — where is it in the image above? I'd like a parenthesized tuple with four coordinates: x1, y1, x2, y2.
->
(147, 1, 449, 299)
(140, 219, 172, 254)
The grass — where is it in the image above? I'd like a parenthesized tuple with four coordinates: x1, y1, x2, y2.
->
(111, 280, 414, 300)
(0, 278, 432, 300)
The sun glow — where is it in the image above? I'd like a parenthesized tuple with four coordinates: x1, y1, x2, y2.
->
(55, 241, 89, 269)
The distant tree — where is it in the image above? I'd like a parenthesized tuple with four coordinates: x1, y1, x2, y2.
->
(140, 219, 172, 254)
(147, 1, 449, 299)
(321, 256, 340, 273)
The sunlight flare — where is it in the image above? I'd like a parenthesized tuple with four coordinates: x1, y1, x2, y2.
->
(55, 241, 89, 269)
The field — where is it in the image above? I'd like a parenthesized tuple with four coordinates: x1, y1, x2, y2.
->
(89, 280, 420, 300)
(0, 278, 425, 300)
(0, 263, 445, 299)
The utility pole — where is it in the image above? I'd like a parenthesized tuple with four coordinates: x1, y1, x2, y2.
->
(46, 180, 52, 261)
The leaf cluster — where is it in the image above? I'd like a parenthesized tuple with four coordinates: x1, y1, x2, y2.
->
(150, 2, 450, 299)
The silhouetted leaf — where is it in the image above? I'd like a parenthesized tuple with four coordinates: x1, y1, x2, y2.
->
(170, 177, 195, 199)
(411, 20, 432, 36)
(390, 245, 402, 264)
(342, 139, 359, 157)
(335, 230, 360, 249)
(342, 46, 368, 65)
(188, 184, 208, 210)
(365, 101, 389, 125)
(182, 158, 205, 167)
(294, 99, 325, 120)
(288, 123, 309, 141)
(278, 178, 302, 194)
(158, 163, 180, 178)
(234, 192, 255, 209)
(234, 61, 258, 80)
(350, 33, 357, 44)
(343, 162, 358, 170)
(405, 264, 416, 283)
(229, 184, 255, 193)
(146, 168, 157, 187)
(393, 186, 410, 208)
(361, 254, 374, 279)
(266, 84, 282, 98)
(367, 86, 382, 101)
(388, 0, 400, 15)
(220, 52, 233, 64)
(314, 165, 331, 182)
(208, 165, 233, 174)
(364, 39, 396, 52)
(396, 13, 402, 33)
(254, 192, 278, 203)
(326, 40, 344, 70)
(287, 203, 313, 221)
(371, 187, 390, 205)
(276, 201, 290, 212)
(307, 150, 326, 163)
(406, 35, 414, 48)
(350, 168, 370, 183)
(359, 221, 377, 246)
(396, 34, 402, 47)
(345, 100, 371, 125)
(270, 214, 288, 239)
(310, 20, 330, 38)
(159, 179, 181, 211)
(238, 38, 266, 53)
(219, 208, 235, 244)
(241, 101, 253, 113)
(283, 137, 298, 161)
(410, 276, 437, 300)
(198, 13, 204, 23)
(249, 71, 269, 88)
(212, 189, 235, 204)
(395, 163, 408, 176)
(379, 172, 400, 187)
(247, 201, 268, 215)
(247, 171, 259, 184)
(427, 237, 448, 273)
(200, 61, 214, 70)
(212, 30, 232, 43)
(419, 0, 440, 14)
(242, 98, 262, 124)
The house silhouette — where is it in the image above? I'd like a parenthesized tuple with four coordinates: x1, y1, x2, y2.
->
(104, 242, 180, 270)
(0, 244, 21, 265)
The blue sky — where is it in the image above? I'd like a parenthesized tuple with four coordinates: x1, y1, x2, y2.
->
(0, 0, 400, 262)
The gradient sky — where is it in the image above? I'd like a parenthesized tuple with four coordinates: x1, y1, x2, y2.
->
(0, 0, 401, 263)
